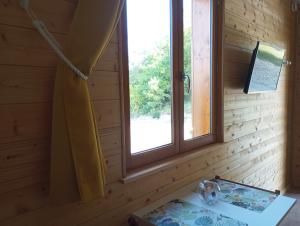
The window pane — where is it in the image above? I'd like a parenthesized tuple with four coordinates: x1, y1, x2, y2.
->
(127, 0, 172, 153)
(184, 0, 212, 140)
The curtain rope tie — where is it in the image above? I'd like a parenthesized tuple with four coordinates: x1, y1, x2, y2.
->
(19, 0, 88, 81)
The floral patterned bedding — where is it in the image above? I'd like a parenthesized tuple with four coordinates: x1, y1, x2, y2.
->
(142, 199, 248, 226)
(215, 179, 278, 213)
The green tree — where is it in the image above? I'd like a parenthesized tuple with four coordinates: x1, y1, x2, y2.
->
(130, 28, 192, 118)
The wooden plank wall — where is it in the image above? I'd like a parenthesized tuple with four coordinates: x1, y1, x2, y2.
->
(0, 0, 296, 225)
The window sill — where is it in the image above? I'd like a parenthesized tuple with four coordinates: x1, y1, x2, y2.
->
(120, 142, 223, 184)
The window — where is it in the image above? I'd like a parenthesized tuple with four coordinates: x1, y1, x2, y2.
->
(120, 0, 223, 170)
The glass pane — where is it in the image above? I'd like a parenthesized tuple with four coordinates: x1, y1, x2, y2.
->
(184, 0, 212, 140)
(127, 0, 172, 154)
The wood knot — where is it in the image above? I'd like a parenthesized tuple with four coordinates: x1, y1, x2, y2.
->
(13, 123, 19, 135)
(1, 33, 7, 42)
(1, 0, 9, 7)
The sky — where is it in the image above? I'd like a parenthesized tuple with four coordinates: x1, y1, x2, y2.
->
(126, 0, 192, 65)
(126, 1, 193, 152)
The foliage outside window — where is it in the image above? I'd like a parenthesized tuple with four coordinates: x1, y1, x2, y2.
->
(121, 0, 222, 170)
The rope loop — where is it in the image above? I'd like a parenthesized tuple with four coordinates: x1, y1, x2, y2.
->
(19, 0, 88, 81)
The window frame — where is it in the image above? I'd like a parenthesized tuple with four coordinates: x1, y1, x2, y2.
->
(119, 0, 223, 172)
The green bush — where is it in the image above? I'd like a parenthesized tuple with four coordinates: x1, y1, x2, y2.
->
(130, 28, 192, 118)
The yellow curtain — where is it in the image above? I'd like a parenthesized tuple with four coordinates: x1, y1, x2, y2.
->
(50, 0, 125, 203)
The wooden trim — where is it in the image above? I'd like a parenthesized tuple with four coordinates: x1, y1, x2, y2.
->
(119, 8, 129, 177)
(180, 0, 223, 152)
(119, 1, 178, 171)
(172, 0, 181, 157)
(121, 141, 222, 184)
(181, 134, 216, 151)
(177, 0, 185, 150)
(120, 0, 224, 172)
(127, 144, 178, 170)
(216, 0, 224, 142)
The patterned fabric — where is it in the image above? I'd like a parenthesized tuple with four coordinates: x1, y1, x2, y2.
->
(215, 179, 278, 213)
(142, 199, 248, 226)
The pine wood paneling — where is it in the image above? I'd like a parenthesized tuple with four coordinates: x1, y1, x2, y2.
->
(0, 67, 119, 104)
(0, 66, 55, 104)
(0, 0, 296, 225)
(0, 103, 52, 143)
(0, 0, 76, 33)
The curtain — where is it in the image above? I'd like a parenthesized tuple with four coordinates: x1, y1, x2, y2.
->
(50, 0, 125, 203)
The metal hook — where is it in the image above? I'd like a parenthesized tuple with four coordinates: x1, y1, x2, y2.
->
(283, 59, 292, 66)
(181, 73, 191, 94)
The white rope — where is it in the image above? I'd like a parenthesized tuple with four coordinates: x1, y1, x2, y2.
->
(19, 0, 88, 80)
(35, 20, 62, 49)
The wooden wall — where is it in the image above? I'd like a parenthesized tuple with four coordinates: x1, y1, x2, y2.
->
(0, 0, 296, 225)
